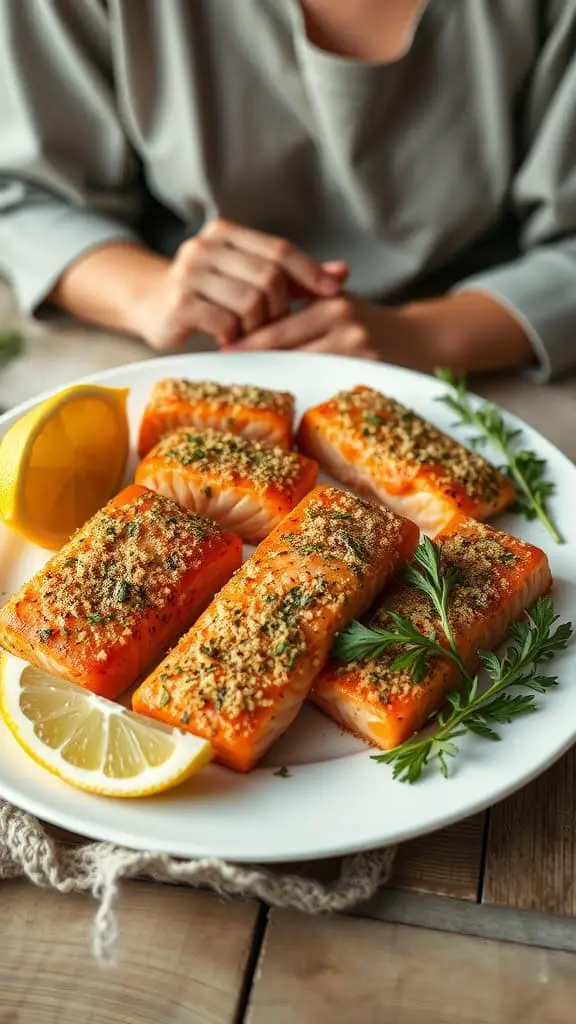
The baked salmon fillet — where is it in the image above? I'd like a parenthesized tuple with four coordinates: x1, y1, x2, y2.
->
(311, 517, 552, 750)
(0, 485, 242, 700)
(132, 485, 419, 771)
(135, 428, 318, 544)
(138, 378, 295, 456)
(297, 386, 515, 535)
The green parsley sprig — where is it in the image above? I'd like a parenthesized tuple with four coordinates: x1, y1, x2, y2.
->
(334, 538, 572, 783)
(434, 369, 562, 544)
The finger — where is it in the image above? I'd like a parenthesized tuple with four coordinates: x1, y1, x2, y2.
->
(289, 261, 348, 301)
(201, 245, 289, 321)
(301, 325, 381, 360)
(236, 298, 350, 351)
(322, 261, 350, 280)
(177, 294, 239, 344)
(191, 268, 265, 334)
(202, 219, 340, 297)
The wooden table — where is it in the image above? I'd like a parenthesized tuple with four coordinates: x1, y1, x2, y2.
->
(1, 288, 575, 1023)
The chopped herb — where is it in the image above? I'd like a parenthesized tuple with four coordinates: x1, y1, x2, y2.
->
(64, 557, 77, 566)
(164, 552, 180, 571)
(158, 687, 171, 707)
(125, 521, 139, 537)
(200, 641, 221, 660)
(340, 532, 369, 563)
(114, 580, 132, 603)
(180, 710, 191, 725)
(87, 614, 104, 625)
(364, 412, 386, 426)
(38, 627, 54, 642)
(274, 765, 292, 778)
(214, 686, 226, 711)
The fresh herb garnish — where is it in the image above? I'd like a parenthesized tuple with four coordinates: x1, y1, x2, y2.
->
(213, 686, 226, 711)
(435, 369, 562, 544)
(334, 538, 572, 782)
(38, 627, 54, 642)
(158, 687, 171, 707)
(114, 580, 132, 603)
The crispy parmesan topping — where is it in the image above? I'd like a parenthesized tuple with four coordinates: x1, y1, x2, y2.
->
(29, 491, 221, 650)
(151, 378, 294, 415)
(158, 569, 338, 727)
(152, 488, 401, 729)
(280, 487, 406, 576)
(341, 522, 524, 700)
(153, 428, 304, 489)
(331, 387, 503, 503)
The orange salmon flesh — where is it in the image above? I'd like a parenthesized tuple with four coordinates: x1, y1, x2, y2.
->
(0, 484, 242, 699)
(311, 516, 552, 751)
(297, 385, 516, 535)
(132, 484, 419, 771)
(135, 427, 318, 544)
(138, 378, 295, 457)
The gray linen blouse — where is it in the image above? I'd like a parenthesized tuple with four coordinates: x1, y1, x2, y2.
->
(0, 0, 575, 378)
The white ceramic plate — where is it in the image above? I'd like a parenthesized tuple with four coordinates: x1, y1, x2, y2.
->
(0, 352, 575, 862)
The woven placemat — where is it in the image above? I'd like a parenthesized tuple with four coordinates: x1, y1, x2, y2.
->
(0, 799, 397, 961)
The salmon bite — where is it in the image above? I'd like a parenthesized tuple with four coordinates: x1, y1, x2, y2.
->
(131, 485, 419, 771)
(136, 427, 318, 544)
(0, 485, 242, 699)
(297, 386, 516, 535)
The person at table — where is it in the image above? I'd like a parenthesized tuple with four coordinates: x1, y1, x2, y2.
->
(0, 1, 575, 380)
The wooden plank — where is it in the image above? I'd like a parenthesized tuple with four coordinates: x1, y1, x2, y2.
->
(350, 889, 576, 952)
(483, 748, 576, 917)
(247, 910, 576, 1024)
(390, 813, 485, 900)
(0, 880, 259, 1024)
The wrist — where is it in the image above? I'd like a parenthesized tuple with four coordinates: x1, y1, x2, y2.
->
(49, 242, 170, 338)
(397, 292, 535, 374)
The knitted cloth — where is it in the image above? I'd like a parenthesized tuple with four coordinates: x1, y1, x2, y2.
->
(0, 800, 396, 961)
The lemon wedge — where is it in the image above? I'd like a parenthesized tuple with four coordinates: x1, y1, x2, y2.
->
(0, 384, 130, 550)
(0, 654, 212, 797)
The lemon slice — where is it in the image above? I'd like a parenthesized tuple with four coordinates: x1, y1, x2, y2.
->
(0, 384, 130, 550)
(0, 654, 212, 797)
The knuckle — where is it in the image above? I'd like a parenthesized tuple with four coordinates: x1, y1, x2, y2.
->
(331, 297, 354, 322)
(203, 217, 229, 239)
(346, 323, 369, 346)
(269, 236, 290, 261)
(238, 288, 261, 316)
(259, 264, 282, 292)
(176, 237, 202, 264)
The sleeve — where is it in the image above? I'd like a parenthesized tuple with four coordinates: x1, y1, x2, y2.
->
(453, 3, 576, 381)
(0, 0, 142, 314)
